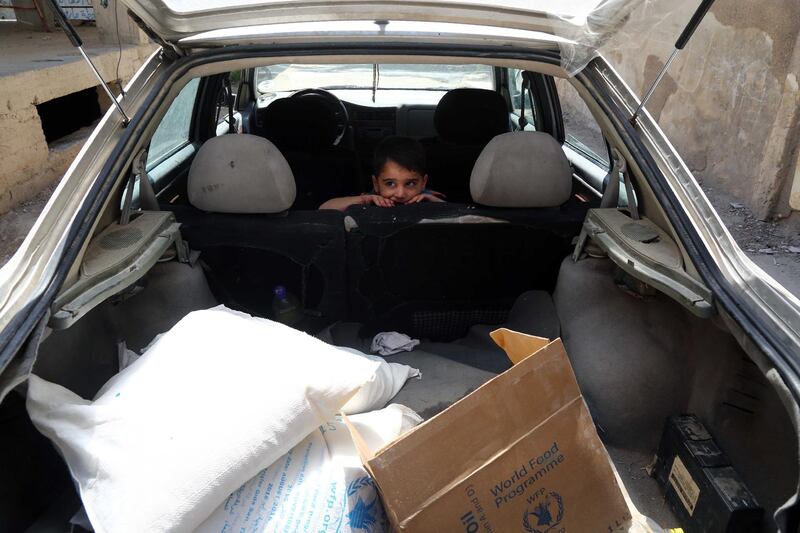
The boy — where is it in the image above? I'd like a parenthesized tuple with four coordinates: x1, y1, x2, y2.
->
(319, 136, 444, 211)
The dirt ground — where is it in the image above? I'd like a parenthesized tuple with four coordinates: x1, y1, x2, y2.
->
(0, 181, 58, 267)
(2, 177, 799, 299)
(699, 181, 800, 298)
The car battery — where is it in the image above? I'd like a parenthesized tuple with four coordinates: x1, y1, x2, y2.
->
(653, 415, 763, 532)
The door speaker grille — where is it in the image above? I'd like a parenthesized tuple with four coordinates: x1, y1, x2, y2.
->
(99, 227, 144, 250)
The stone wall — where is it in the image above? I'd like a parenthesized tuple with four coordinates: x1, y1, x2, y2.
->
(0, 0, 154, 216)
(0, 38, 154, 214)
(604, 0, 800, 220)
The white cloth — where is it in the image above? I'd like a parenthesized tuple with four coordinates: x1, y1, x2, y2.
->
(371, 331, 420, 356)
(197, 404, 422, 533)
(26, 305, 381, 533)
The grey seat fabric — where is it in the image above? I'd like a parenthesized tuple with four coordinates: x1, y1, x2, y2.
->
(187, 134, 296, 214)
(425, 290, 560, 373)
(317, 323, 497, 420)
(172, 134, 348, 322)
(389, 351, 496, 419)
(470, 131, 573, 208)
(317, 290, 560, 419)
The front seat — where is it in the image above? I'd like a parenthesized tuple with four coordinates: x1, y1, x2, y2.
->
(421, 88, 510, 203)
(261, 97, 359, 209)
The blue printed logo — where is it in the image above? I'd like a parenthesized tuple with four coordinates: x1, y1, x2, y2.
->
(522, 491, 565, 533)
(346, 476, 385, 532)
(348, 496, 379, 530)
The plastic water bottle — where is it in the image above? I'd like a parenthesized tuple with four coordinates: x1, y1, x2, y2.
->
(272, 285, 302, 326)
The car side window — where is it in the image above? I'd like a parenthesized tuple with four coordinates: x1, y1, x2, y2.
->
(147, 78, 200, 168)
(215, 71, 243, 136)
(509, 68, 536, 131)
(554, 78, 610, 169)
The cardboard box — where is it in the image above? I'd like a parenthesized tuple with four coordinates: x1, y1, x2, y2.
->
(347, 328, 631, 532)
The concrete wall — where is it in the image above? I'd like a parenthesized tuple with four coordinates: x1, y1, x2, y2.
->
(605, 0, 800, 220)
(0, 40, 154, 214)
(90, 0, 149, 46)
(0, 5, 154, 215)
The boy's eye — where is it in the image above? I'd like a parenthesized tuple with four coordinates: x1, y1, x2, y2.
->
(383, 181, 395, 187)
(406, 181, 417, 188)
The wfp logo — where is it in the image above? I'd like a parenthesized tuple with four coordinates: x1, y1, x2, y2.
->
(346, 476, 386, 532)
(522, 491, 564, 533)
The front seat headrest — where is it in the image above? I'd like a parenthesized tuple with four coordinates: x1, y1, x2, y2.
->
(262, 97, 337, 152)
(434, 88, 509, 144)
(188, 134, 296, 214)
(470, 132, 572, 208)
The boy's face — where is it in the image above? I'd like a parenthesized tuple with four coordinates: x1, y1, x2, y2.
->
(372, 160, 428, 204)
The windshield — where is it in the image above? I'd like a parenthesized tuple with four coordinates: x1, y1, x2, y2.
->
(255, 64, 494, 95)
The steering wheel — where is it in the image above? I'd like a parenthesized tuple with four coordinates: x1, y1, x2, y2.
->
(290, 88, 349, 146)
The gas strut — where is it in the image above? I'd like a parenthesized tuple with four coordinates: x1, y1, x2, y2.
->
(630, 0, 716, 125)
(45, 0, 131, 126)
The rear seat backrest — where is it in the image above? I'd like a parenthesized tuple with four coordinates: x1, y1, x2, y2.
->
(346, 132, 583, 339)
(172, 134, 347, 322)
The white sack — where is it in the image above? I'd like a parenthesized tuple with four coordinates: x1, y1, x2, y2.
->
(117, 338, 419, 415)
(118, 339, 419, 416)
(339, 347, 420, 415)
(198, 404, 422, 533)
(26, 305, 381, 533)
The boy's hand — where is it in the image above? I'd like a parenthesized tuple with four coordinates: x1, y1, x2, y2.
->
(361, 194, 395, 208)
(407, 192, 445, 204)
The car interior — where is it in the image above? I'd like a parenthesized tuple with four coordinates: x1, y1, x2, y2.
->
(2, 57, 797, 532)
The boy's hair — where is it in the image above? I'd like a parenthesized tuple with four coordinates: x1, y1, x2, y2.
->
(373, 136, 427, 176)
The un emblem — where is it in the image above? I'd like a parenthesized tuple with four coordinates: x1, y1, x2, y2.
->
(522, 491, 565, 533)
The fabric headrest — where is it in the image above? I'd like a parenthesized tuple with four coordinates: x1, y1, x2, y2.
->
(470, 132, 572, 208)
(188, 134, 296, 214)
(262, 97, 337, 152)
(434, 88, 509, 144)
